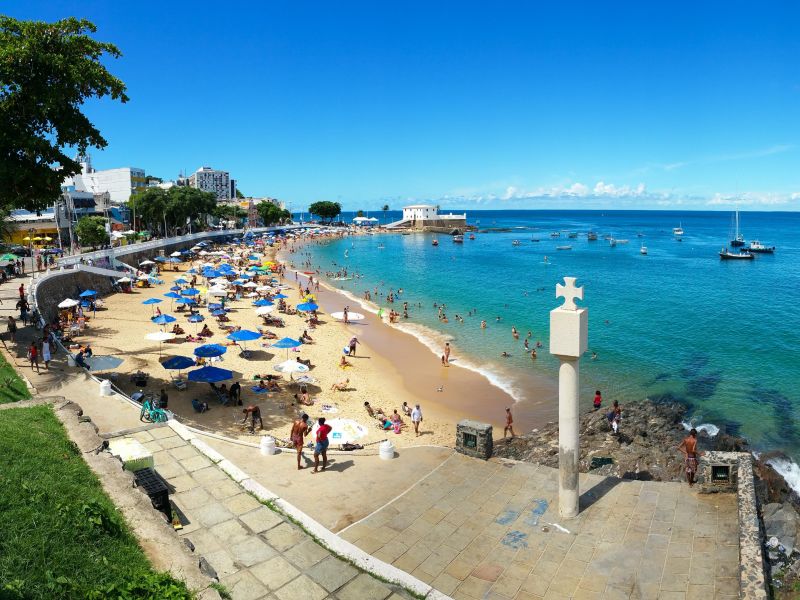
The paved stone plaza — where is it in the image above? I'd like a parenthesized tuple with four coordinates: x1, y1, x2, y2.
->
(125, 426, 417, 600)
(340, 453, 740, 600)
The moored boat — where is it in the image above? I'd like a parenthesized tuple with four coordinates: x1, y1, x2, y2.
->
(469, 234, 475, 240)
(452, 234, 464, 243)
(719, 247, 753, 260)
(730, 210, 745, 247)
(550, 232, 560, 238)
(587, 231, 598, 241)
(640, 244, 647, 255)
(747, 240, 775, 254)
(431, 238, 439, 246)
(673, 223, 684, 236)
(556, 245, 572, 250)
(512, 240, 521, 246)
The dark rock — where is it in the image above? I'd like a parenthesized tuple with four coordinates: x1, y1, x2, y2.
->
(198, 557, 218, 580)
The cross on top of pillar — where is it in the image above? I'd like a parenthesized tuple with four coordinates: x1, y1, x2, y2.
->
(555, 277, 583, 311)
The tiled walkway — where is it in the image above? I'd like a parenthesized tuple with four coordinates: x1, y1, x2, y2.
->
(124, 425, 416, 600)
(340, 454, 739, 600)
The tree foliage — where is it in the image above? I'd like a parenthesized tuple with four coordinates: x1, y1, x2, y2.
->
(308, 201, 341, 223)
(356, 210, 364, 218)
(75, 216, 109, 248)
(213, 204, 247, 223)
(0, 17, 128, 211)
(257, 202, 290, 226)
(128, 187, 216, 235)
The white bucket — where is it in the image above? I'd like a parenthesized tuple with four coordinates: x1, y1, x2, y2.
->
(260, 436, 277, 456)
(99, 379, 112, 397)
(379, 440, 395, 460)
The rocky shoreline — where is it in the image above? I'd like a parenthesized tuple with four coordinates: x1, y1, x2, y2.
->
(493, 398, 800, 597)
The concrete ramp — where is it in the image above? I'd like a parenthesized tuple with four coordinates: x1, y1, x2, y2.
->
(384, 219, 412, 229)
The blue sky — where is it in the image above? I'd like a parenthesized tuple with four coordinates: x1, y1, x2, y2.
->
(6, 1, 800, 210)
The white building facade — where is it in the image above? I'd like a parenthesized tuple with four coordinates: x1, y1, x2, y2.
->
(62, 155, 146, 204)
(188, 167, 236, 201)
(402, 204, 438, 222)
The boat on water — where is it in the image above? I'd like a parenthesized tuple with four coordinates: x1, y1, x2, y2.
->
(637, 232, 644, 238)
(550, 232, 560, 238)
(640, 244, 647, 255)
(609, 236, 617, 247)
(512, 240, 521, 246)
(587, 232, 598, 241)
(431, 238, 439, 246)
(556, 245, 572, 250)
(452, 234, 464, 243)
(567, 232, 578, 239)
(673, 223, 684, 236)
(531, 238, 540, 242)
(730, 210, 745, 247)
(616, 239, 630, 244)
(748, 240, 775, 254)
(719, 247, 753, 260)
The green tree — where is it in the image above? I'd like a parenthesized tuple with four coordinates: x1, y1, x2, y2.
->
(75, 216, 109, 248)
(308, 201, 341, 223)
(0, 17, 128, 212)
(128, 187, 216, 235)
(382, 204, 389, 223)
(213, 204, 247, 226)
(235, 189, 245, 199)
(0, 207, 18, 242)
(257, 202, 290, 226)
(356, 210, 365, 218)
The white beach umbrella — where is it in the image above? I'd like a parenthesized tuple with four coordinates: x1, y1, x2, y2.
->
(242, 282, 258, 289)
(170, 251, 182, 257)
(145, 331, 175, 356)
(139, 260, 155, 266)
(207, 287, 228, 297)
(256, 285, 273, 292)
(58, 298, 80, 308)
(255, 305, 275, 315)
(245, 292, 259, 298)
(116, 277, 132, 283)
(274, 360, 309, 374)
(210, 277, 229, 286)
(330, 311, 366, 321)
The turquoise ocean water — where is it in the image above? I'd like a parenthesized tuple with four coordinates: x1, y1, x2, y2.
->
(297, 210, 800, 465)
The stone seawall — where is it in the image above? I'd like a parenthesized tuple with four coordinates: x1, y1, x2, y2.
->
(35, 270, 119, 323)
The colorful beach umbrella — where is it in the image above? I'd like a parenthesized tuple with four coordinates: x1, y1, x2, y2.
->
(79, 290, 98, 298)
(227, 330, 261, 342)
(142, 298, 162, 305)
(152, 314, 177, 325)
(296, 302, 319, 312)
(181, 288, 200, 296)
(187, 314, 204, 323)
(253, 299, 274, 307)
(188, 366, 233, 383)
(164, 292, 182, 299)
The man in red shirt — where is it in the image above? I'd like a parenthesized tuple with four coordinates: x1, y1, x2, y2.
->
(312, 417, 332, 473)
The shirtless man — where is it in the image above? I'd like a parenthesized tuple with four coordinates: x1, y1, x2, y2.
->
(443, 342, 451, 366)
(291, 413, 311, 470)
(678, 428, 702, 486)
(504, 407, 515, 438)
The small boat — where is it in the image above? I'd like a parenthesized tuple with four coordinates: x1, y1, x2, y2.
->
(550, 232, 560, 238)
(452, 234, 464, 243)
(512, 240, 521, 246)
(531, 238, 540, 242)
(640, 244, 648, 255)
(730, 210, 745, 247)
(636, 232, 644, 238)
(401, 232, 411, 236)
(568, 232, 578, 239)
(673, 223, 684, 236)
(587, 232, 598, 241)
(556, 245, 572, 251)
(719, 247, 753, 260)
(609, 236, 617, 247)
(616, 239, 630, 244)
(431, 238, 439, 246)
(747, 240, 775, 254)
(469, 234, 475, 240)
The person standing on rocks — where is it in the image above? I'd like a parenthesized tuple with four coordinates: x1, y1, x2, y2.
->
(504, 407, 516, 438)
(593, 390, 602, 410)
(678, 428, 702, 487)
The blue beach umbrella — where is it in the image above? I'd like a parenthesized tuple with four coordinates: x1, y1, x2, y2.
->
(211, 310, 227, 317)
(273, 293, 288, 299)
(152, 314, 176, 326)
(79, 290, 98, 298)
(142, 298, 162, 305)
(186, 268, 197, 274)
(176, 298, 196, 305)
(296, 302, 319, 312)
(187, 314, 204, 323)
(167, 257, 182, 263)
(253, 299, 274, 307)
(208, 303, 223, 310)
(181, 288, 200, 296)
(175, 277, 188, 284)
(188, 366, 233, 383)
(164, 292, 182, 299)
(194, 344, 227, 358)
(170, 285, 182, 291)
(161, 355, 195, 371)
(227, 330, 261, 342)
(153, 256, 166, 262)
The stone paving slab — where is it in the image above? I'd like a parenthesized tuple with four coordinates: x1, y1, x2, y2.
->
(340, 454, 740, 599)
(124, 427, 420, 599)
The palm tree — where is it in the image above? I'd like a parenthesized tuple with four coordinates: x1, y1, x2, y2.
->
(382, 204, 389, 223)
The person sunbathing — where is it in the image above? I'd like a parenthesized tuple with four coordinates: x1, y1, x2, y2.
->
(296, 356, 312, 367)
(254, 373, 282, 381)
(330, 378, 349, 392)
(391, 409, 404, 425)
(257, 378, 281, 391)
(364, 401, 385, 419)
(301, 330, 313, 342)
(199, 324, 213, 337)
(171, 324, 185, 335)
(293, 391, 313, 406)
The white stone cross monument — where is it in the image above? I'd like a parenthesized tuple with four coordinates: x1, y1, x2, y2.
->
(549, 276, 588, 518)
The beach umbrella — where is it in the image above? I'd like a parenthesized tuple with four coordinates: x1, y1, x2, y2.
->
(255, 305, 275, 316)
(194, 344, 227, 358)
(167, 257, 182, 264)
(174, 277, 188, 284)
(182, 288, 200, 296)
(208, 288, 227, 297)
(116, 277, 132, 284)
(270, 336, 301, 359)
(242, 282, 258, 289)
(245, 292, 259, 298)
(273, 293, 288, 299)
(208, 302, 223, 310)
(188, 366, 233, 383)
(154, 256, 166, 263)
(145, 331, 175, 356)
(152, 314, 177, 326)
(211, 309, 227, 317)
(142, 298, 162, 305)
(188, 314, 204, 323)
(186, 268, 198, 274)
(164, 292, 182, 299)
(140, 260, 155, 266)
(227, 330, 261, 343)
(274, 359, 309, 374)
(296, 302, 319, 312)
(170, 251, 182, 257)
(160, 355, 195, 372)
(84, 355, 124, 372)
(58, 298, 79, 308)
(210, 277, 229, 286)
(0, 253, 19, 262)
(79, 290, 98, 298)
(331, 311, 366, 321)
(253, 299, 274, 307)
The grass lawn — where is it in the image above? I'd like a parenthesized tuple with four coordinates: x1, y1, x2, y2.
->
(0, 405, 192, 599)
(0, 348, 30, 403)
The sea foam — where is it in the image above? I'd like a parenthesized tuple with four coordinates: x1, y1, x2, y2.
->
(767, 457, 800, 497)
(681, 420, 720, 437)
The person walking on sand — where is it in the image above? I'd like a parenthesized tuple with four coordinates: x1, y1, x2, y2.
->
(411, 404, 423, 437)
(444, 342, 451, 366)
(504, 407, 515, 438)
(41, 337, 51, 369)
(291, 414, 311, 470)
(7, 316, 17, 343)
(312, 417, 332, 473)
(678, 428, 702, 486)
